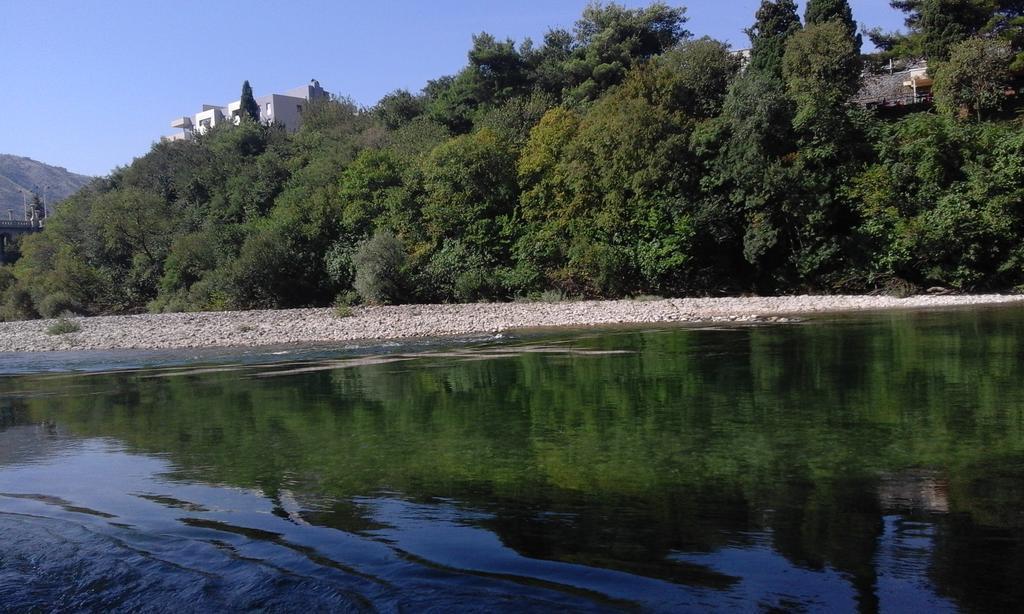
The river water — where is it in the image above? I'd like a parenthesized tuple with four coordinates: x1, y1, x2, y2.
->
(1, 308, 1023, 612)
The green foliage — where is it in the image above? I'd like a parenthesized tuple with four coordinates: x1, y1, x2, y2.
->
(475, 92, 557, 147)
(0, 267, 28, 322)
(37, 292, 82, 318)
(562, 1, 690, 102)
(877, 0, 1016, 62)
(659, 38, 742, 119)
(850, 114, 1024, 289)
(747, 0, 802, 78)
(333, 302, 354, 318)
(1, 285, 36, 321)
(338, 149, 413, 239)
(783, 21, 863, 132)
(420, 128, 517, 251)
(240, 80, 261, 122)
(712, 71, 798, 287)
(805, 0, 862, 51)
(374, 89, 427, 129)
(0, 266, 14, 296)
(516, 63, 705, 296)
(418, 239, 496, 302)
(353, 230, 408, 305)
(933, 36, 1014, 120)
(46, 315, 81, 335)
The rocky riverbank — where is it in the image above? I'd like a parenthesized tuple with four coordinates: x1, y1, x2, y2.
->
(1, 295, 1022, 353)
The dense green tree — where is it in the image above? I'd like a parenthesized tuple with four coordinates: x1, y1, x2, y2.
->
(516, 62, 707, 295)
(419, 128, 517, 256)
(424, 74, 479, 134)
(240, 80, 261, 122)
(850, 114, 1024, 289)
(475, 92, 557, 147)
(747, 0, 802, 77)
(933, 36, 1014, 120)
(875, 0, 998, 61)
(382, 117, 451, 161)
(336, 148, 419, 241)
(373, 89, 427, 130)
(424, 34, 530, 134)
(0, 266, 14, 296)
(514, 107, 582, 289)
(467, 33, 529, 103)
(805, 0, 862, 51)
(782, 22, 866, 283)
(523, 29, 576, 95)
(986, 1, 1024, 70)
(659, 37, 742, 119)
(563, 1, 690, 102)
(155, 229, 223, 311)
(783, 21, 863, 134)
(713, 70, 799, 287)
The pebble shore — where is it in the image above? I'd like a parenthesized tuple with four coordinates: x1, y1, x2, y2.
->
(1, 295, 1022, 353)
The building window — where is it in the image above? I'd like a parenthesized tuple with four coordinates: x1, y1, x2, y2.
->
(297, 104, 303, 114)
(266, 103, 272, 115)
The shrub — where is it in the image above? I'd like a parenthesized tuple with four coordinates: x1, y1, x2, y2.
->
(46, 315, 82, 335)
(419, 240, 494, 302)
(0, 266, 14, 295)
(324, 242, 356, 289)
(334, 290, 361, 306)
(1, 285, 37, 321)
(225, 228, 296, 309)
(37, 292, 82, 319)
(539, 289, 569, 303)
(882, 277, 919, 298)
(352, 231, 408, 305)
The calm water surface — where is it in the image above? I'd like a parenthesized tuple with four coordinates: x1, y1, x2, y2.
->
(2, 308, 1023, 612)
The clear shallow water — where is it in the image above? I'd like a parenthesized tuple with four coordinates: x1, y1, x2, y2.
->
(1, 308, 1023, 612)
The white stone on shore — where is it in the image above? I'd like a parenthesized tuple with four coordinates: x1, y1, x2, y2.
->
(1, 295, 1022, 353)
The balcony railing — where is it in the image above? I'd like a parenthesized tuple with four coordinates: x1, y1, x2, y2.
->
(0, 220, 35, 228)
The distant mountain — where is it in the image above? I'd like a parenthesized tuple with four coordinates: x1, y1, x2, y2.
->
(0, 154, 93, 218)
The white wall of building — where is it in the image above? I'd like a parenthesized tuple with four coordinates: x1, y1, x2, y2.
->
(167, 80, 327, 140)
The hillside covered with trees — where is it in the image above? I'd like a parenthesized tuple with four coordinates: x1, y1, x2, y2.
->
(4, 0, 1024, 320)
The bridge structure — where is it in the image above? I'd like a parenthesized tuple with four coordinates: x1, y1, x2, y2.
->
(0, 219, 41, 264)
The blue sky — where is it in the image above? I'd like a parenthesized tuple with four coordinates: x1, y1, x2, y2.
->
(0, 1, 905, 177)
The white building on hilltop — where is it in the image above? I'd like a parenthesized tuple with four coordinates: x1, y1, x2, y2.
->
(167, 80, 327, 141)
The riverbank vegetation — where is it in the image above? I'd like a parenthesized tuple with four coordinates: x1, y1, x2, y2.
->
(4, 0, 1024, 320)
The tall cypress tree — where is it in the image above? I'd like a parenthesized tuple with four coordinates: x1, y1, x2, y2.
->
(745, 0, 802, 77)
(805, 0, 862, 52)
(240, 80, 261, 122)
